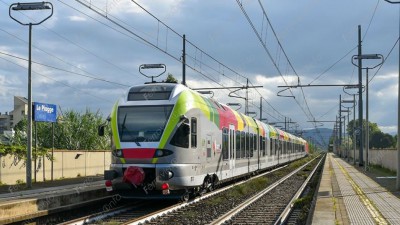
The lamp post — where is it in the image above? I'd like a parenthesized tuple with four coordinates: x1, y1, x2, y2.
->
(341, 110, 350, 158)
(342, 99, 356, 163)
(352, 54, 384, 170)
(9, 2, 53, 188)
(383, 0, 400, 191)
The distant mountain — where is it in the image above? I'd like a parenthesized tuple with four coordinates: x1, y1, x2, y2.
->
(301, 128, 333, 151)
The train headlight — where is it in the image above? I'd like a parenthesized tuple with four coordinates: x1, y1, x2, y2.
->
(155, 149, 164, 157)
(155, 149, 173, 157)
(168, 171, 174, 179)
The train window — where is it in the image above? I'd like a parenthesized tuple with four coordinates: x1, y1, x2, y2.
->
(263, 137, 266, 156)
(241, 131, 246, 158)
(230, 130, 235, 159)
(222, 128, 229, 160)
(285, 141, 288, 154)
(128, 85, 174, 101)
(170, 118, 189, 148)
(118, 105, 173, 142)
(276, 140, 280, 156)
(250, 134, 255, 157)
(244, 133, 249, 158)
(259, 136, 264, 156)
(191, 118, 197, 148)
(236, 131, 241, 159)
(270, 139, 274, 156)
(247, 133, 251, 158)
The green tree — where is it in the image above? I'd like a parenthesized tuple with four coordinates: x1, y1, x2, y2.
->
(56, 108, 111, 150)
(165, 73, 178, 83)
(347, 119, 380, 138)
(347, 119, 396, 149)
(9, 108, 111, 151)
(370, 131, 395, 149)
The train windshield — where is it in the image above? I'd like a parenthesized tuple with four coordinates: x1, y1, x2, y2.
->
(118, 105, 173, 142)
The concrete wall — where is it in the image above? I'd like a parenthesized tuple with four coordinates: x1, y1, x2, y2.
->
(336, 148, 397, 172)
(0, 150, 111, 185)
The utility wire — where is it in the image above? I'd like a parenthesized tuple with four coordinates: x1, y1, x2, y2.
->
(369, 36, 399, 82)
(308, 46, 358, 85)
(309, 0, 380, 85)
(0, 51, 130, 87)
(0, 53, 113, 103)
(0, 26, 128, 89)
(362, 0, 381, 42)
(72, 0, 292, 123)
(237, 0, 326, 146)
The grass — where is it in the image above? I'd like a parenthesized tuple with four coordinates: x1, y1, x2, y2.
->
(206, 176, 269, 206)
(368, 164, 396, 176)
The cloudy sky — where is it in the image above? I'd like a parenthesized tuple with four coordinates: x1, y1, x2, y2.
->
(0, 0, 399, 142)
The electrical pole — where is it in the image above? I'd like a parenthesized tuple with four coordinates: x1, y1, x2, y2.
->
(245, 79, 249, 115)
(339, 95, 342, 148)
(182, 34, 186, 86)
(357, 25, 364, 167)
(259, 97, 262, 121)
(353, 94, 356, 165)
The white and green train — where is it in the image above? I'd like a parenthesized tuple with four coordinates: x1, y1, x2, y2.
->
(103, 82, 308, 199)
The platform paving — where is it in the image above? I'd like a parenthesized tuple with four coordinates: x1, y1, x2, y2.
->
(313, 153, 400, 225)
(0, 176, 107, 224)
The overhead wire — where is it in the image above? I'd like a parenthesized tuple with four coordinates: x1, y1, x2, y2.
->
(0, 53, 114, 103)
(308, 0, 380, 85)
(72, 0, 292, 123)
(237, 0, 327, 146)
(369, 37, 399, 82)
(0, 51, 130, 87)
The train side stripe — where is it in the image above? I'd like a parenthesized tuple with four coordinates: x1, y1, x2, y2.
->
(111, 101, 121, 149)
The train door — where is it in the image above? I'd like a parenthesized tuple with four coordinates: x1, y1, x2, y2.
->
(229, 125, 235, 176)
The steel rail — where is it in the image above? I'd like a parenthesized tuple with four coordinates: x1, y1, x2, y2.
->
(209, 155, 320, 225)
(125, 165, 288, 225)
(274, 155, 325, 225)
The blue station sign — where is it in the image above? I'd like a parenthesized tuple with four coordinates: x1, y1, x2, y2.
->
(33, 102, 57, 122)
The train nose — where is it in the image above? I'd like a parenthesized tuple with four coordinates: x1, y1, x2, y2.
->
(123, 166, 145, 187)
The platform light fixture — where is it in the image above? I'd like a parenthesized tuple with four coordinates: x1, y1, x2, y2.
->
(9, 1, 53, 188)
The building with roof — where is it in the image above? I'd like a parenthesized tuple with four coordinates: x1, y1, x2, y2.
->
(0, 96, 28, 134)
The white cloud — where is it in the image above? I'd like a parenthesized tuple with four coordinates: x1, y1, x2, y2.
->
(68, 16, 87, 22)
(379, 125, 397, 135)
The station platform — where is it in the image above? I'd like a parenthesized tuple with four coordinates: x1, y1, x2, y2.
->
(0, 176, 108, 224)
(312, 153, 400, 225)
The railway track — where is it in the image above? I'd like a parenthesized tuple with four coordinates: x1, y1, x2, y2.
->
(27, 154, 322, 225)
(77, 155, 320, 225)
(212, 155, 324, 224)
(55, 162, 289, 225)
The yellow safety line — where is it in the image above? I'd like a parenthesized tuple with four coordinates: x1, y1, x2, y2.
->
(332, 157, 388, 225)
